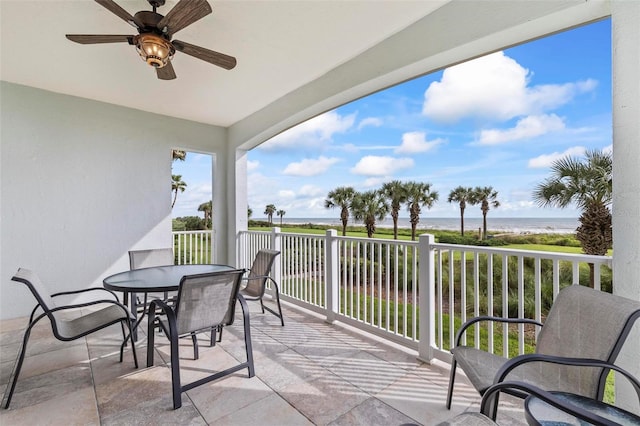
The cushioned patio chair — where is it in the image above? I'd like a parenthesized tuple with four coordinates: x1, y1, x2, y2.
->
(240, 249, 284, 326)
(146, 269, 254, 409)
(446, 284, 640, 411)
(438, 378, 638, 426)
(2, 268, 138, 409)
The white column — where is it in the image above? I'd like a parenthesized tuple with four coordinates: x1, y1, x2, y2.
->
(611, 0, 640, 412)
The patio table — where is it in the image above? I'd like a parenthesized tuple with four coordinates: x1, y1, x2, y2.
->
(525, 391, 640, 425)
(103, 264, 234, 340)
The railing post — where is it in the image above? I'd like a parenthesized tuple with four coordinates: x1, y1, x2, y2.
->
(271, 227, 282, 287)
(325, 229, 339, 323)
(418, 233, 436, 363)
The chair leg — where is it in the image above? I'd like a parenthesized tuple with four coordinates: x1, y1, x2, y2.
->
(191, 333, 199, 360)
(446, 358, 457, 409)
(170, 330, 182, 409)
(217, 325, 223, 343)
(260, 284, 285, 326)
(273, 285, 284, 326)
(127, 318, 138, 368)
(2, 321, 35, 409)
(238, 296, 255, 378)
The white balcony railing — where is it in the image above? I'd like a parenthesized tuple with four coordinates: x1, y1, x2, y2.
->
(236, 228, 613, 363)
(173, 230, 213, 265)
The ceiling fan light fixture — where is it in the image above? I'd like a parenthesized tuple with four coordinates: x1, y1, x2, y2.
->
(134, 33, 174, 68)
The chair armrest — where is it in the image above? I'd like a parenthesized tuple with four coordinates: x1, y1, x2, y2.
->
(454, 316, 543, 347)
(242, 274, 270, 282)
(148, 298, 173, 313)
(495, 354, 640, 403)
(480, 381, 620, 425)
(48, 298, 134, 319)
(52, 287, 120, 303)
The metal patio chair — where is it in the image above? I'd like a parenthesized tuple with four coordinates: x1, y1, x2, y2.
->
(446, 284, 640, 412)
(240, 249, 284, 326)
(2, 268, 138, 409)
(146, 269, 255, 409)
(128, 247, 175, 305)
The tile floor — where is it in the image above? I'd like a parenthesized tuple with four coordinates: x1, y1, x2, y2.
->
(0, 301, 527, 425)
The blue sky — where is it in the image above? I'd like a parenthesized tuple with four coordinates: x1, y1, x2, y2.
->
(173, 19, 612, 220)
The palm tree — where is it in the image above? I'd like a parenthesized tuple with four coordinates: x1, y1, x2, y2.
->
(264, 204, 276, 225)
(198, 200, 212, 229)
(350, 190, 389, 238)
(171, 149, 186, 162)
(171, 174, 187, 208)
(473, 186, 500, 239)
(248, 206, 253, 219)
(533, 149, 612, 287)
(277, 209, 286, 225)
(405, 182, 438, 240)
(324, 186, 356, 236)
(380, 180, 407, 239)
(447, 186, 475, 236)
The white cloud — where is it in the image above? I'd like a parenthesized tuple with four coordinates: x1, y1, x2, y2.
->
(603, 144, 613, 155)
(247, 160, 259, 172)
(528, 146, 586, 168)
(282, 156, 341, 176)
(259, 111, 356, 151)
(363, 177, 389, 187)
(351, 155, 414, 176)
(358, 117, 383, 130)
(172, 182, 212, 218)
(477, 114, 566, 145)
(395, 131, 446, 154)
(298, 185, 325, 197)
(422, 51, 597, 123)
(278, 190, 296, 199)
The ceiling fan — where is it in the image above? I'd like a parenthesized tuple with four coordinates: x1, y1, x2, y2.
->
(66, 0, 236, 80)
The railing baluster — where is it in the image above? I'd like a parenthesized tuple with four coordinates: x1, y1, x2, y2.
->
(518, 255, 525, 355)
(488, 253, 494, 354)
(534, 257, 541, 340)
(473, 252, 480, 350)
(448, 249, 455, 349)
(460, 249, 467, 346)
(502, 254, 509, 357)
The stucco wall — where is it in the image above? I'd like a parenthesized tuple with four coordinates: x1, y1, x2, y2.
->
(0, 82, 226, 319)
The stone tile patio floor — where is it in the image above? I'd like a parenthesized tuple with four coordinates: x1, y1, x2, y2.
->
(0, 301, 527, 425)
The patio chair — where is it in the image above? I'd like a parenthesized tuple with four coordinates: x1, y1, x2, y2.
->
(2, 268, 138, 409)
(446, 284, 640, 411)
(146, 269, 255, 409)
(128, 247, 175, 306)
(240, 249, 284, 326)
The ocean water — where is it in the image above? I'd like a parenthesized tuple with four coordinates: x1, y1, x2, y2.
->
(268, 217, 580, 234)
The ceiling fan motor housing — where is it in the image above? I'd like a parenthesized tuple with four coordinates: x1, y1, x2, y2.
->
(132, 11, 174, 68)
(134, 33, 174, 68)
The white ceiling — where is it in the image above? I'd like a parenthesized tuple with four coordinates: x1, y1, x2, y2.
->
(0, 0, 446, 128)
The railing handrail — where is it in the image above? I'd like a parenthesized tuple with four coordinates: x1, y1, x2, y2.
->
(433, 242, 612, 263)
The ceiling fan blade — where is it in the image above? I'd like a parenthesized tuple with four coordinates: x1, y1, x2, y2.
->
(157, 61, 177, 80)
(173, 40, 236, 70)
(66, 34, 133, 44)
(157, 0, 212, 37)
(95, 0, 141, 28)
